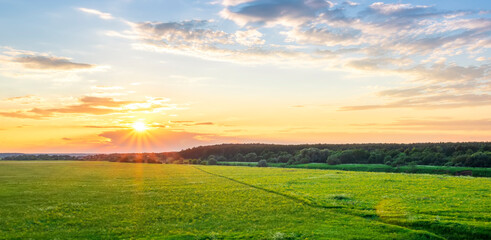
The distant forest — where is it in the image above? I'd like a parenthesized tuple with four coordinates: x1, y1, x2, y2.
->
(2, 142, 490, 168)
(179, 142, 491, 168)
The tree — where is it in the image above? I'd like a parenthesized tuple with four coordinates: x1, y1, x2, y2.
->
(277, 153, 292, 163)
(368, 150, 385, 164)
(392, 153, 407, 167)
(245, 152, 258, 162)
(467, 152, 491, 167)
(258, 159, 268, 167)
(216, 155, 227, 162)
(234, 153, 245, 162)
(327, 154, 341, 165)
(295, 148, 328, 163)
(207, 155, 217, 165)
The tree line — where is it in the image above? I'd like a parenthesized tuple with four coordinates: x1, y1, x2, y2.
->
(2, 154, 79, 161)
(2, 142, 490, 168)
(180, 142, 491, 168)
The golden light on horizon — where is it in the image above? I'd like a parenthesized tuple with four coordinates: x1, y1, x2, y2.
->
(132, 121, 148, 132)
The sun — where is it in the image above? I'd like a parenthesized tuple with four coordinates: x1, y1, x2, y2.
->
(132, 121, 148, 132)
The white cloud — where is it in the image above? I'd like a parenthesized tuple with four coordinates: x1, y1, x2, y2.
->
(85, 2, 490, 112)
(78, 7, 114, 20)
(234, 28, 265, 46)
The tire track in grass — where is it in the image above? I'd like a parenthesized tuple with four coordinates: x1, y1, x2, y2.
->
(194, 166, 344, 210)
(194, 166, 447, 240)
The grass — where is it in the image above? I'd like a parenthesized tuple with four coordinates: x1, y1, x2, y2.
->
(203, 165, 491, 240)
(218, 162, 491, 177)
(0, 161, 489, 239)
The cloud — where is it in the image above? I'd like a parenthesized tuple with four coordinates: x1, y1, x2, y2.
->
(352, 118, 491, 131)
(27, 96, 131, 117)
(84, 125, 128, 129)
(134, 20, 234, 45)
(0, 96, 182, 119)
(90, 3, 490, 112)
(340, 93, 491, 111)
(78, 7, 114, 20)
(340, 60, 490, 111)
(401, 63, 490, 84)
(13, 55, 94, 70)
(0, 111, 44, 120)
(220, 0, 256, 6)
(0, 47, 103, 80)
(377, 86, 427, 98)
(165, 121, 215, 127)
(366, 2, 431, 16)
(91, 85, 124, 90)
(4, 95, 44, 104)
(283, 27, 362, 47)
(122, 19, 325, 66)
(220, 0, 335, 27)
(234, 28, 265, 46)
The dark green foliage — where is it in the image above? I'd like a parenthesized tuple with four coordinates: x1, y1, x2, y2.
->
(282, 163, 491, 177)
(295, 148, 329, 163)
(2, 154, 79, 161)
(179, 142, 491, 168)
(277, 152, 293, 163)
(327, 154, 341, 165)
(244, 152, 258, 162)
(81, 152, 179, 163)
(257, 160, 268, 167)
(7, 142, 489, 169)
(368, 150, 385, 164)
(207, 155, 217, 165)
(234, 153, 245, 162)
(215, 155, 227, 162)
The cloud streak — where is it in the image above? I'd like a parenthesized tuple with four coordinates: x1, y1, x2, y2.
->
(13, 55, 94, 70)
(351, 118, 491, 131)
(0, 96, 183, 119)
(78, 7, 114, 20)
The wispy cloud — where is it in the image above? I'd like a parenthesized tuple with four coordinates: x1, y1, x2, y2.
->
(340, 93, 491, 111)
(0, 96, 183, 119)
(78, 7, 114, 20)
(0, 47, 105, 81)
(4, 95, 44, 104)
(351, 118, 491, 131)
(13, 55, 94, 70)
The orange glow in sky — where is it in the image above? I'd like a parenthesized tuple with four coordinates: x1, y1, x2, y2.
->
(0, 1, 489, 153)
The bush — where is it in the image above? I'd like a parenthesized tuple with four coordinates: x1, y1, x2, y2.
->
(207, 155, 218, 165)
(258, 160, 268, 167)
(327, 154, 341, 165)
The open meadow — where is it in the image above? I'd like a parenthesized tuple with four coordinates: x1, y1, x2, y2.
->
(0, 161, 489, 239)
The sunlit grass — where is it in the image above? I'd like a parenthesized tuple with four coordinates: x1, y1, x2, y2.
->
(0, 161, 444, 239)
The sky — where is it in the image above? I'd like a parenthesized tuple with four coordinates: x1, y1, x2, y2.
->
(0, 0, 490, 153)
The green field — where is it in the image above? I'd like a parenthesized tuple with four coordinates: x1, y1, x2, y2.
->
(219, 162, 491, 177)
(0, 161, 489, 239)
